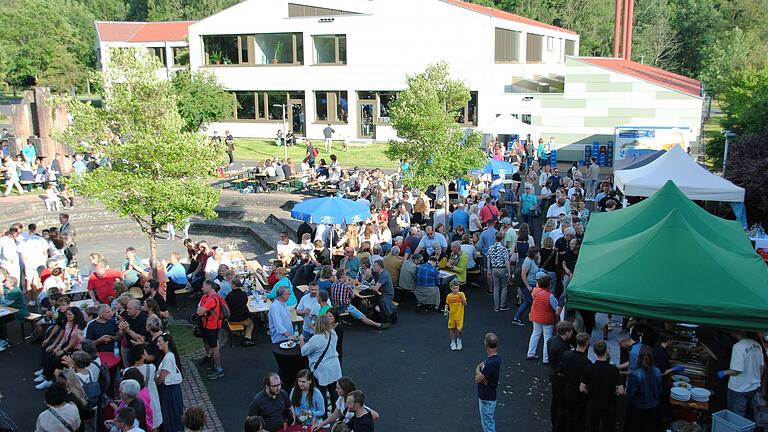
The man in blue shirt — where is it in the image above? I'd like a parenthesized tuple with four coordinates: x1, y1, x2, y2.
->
(476, 221, 498, 256)
(73, 154, 87, 176)
(415, 256, 441, 311)
(415, 226, 448, 260)
(268, 286, 294, 344)
(340, 247, 361, 279)
(164, 252, 186, 308)
(452, 203, 470, 233)
(476, 332, 501, 432)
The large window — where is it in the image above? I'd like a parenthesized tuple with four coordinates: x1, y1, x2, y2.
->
(315, 91, 348, 123)
(146, 47, 167, 67)
(457, 91, 478, 126)
(313, 35, 346, 64)
(565, 40, 577, 56)
(288, 3, 360, 16)
(172, 47, 189, 66)
(203, 35, 239, 65)
(526, 34, 544, 62)
(254, 33, 303, 65)
(231, 91, 304, 121)
(495, 28, 520, 62)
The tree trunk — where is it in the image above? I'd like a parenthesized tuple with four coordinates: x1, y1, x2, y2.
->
(444, 180, 450, 229)
(149, 229, 158, 280)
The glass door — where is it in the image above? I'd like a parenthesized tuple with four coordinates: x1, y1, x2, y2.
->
(288, 99, 305, 136)
(358, 100, 376, 139)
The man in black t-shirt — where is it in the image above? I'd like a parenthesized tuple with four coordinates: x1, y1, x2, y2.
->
(248, 372, 293, 432)
(476, 332, 501, 432)
(580, 340, 624, 432)
(547, 321, 573, 432)
(85, 304, 119, 352)
(225, 280, 255, 346)
(560, 332, 592, 432)
(117, 300, 149, 366)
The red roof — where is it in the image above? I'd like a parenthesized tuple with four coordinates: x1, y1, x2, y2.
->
(577, 57, 702, 97)
(442, 0, 577, 35)
(96, 21, 195, 43)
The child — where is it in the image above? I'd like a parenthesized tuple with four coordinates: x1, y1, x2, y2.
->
(44, 183, 59, 211)
(59, 184, 74, 209)
(444, 279, 467, 351)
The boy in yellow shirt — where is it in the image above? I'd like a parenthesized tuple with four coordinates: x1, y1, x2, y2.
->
(444, 279, 467, 351)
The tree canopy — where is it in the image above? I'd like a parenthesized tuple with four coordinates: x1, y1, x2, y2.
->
(171, 70, 235, 132)
(385, 62, 486, 192)
(57, 49, 226, 268)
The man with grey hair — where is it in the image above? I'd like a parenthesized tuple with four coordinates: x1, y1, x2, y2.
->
(118, 379, 148, 431)
(85, 303, 118, 353)
(549, 217, 572, 243)
(383, 246, 404, 287)
(268, 285, 294, 344)
(117, 299, 149, 367)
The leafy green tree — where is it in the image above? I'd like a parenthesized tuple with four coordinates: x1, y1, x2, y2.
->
(76, 0, 129, 20)
(631, 0, 677, 68)
(668, 0, 722, 76)
(724, 130, 768, 224)
(171, 70, 234, 132)
(720, 68, 768, 134)
(385, 63, 486, 225)
(700, 28, 768, 97)
(57, 49, 226, 269)
(147, 0, 182, 21)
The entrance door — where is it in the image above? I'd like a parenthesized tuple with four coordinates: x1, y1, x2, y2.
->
(289, 99, 305, 137)
(357, 100, 376, 139)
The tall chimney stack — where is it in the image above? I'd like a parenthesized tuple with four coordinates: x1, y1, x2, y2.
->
(624, 0, 635, 60)
(614, 0, 623, 58)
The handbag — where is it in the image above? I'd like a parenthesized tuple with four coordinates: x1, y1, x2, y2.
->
(311, 333, 333, 372)
(47, 407, 76, 432)
(510, 242, 519, 264)
(188, 312, 204, 338)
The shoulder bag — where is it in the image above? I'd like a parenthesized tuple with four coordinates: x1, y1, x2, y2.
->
(47, 407, 75, 432)
(311, 333, 334, 372)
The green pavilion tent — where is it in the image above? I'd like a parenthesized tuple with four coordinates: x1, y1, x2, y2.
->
(567, 181, 768, 330)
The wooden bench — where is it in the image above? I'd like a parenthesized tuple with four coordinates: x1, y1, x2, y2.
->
(226, 321, 246, 348)
(21, 313, 42, 340)
(230, 178, 248, 190)
(20, 180, 47, 192)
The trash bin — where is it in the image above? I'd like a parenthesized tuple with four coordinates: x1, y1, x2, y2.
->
(712, 410, 756, 432)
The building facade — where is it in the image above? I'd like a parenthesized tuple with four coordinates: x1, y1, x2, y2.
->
(96, 21, 195, 80)
(188, 0, 579, 142)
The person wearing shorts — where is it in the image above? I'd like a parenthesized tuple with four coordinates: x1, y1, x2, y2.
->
(197, 280, 224, 380)
(329, 275, 390, 330)
(445, 279, 467, 351)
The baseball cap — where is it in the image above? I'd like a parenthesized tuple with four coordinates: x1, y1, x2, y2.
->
(394, 236, 404, 242)
(500, 217, 512, 225)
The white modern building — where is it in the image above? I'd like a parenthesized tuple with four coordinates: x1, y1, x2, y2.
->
(188, 0, 580, 142)
(96, 21, 195, 80)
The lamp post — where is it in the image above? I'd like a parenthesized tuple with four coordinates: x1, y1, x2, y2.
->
(722, 130, 736, 176)
(274, 103, 288, 160)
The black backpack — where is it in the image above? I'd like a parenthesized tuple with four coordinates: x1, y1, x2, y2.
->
(78, 367, 103, 407)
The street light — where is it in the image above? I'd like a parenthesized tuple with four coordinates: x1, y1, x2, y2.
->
(722, 130, 736, 175)
(274, 103, 288, 160)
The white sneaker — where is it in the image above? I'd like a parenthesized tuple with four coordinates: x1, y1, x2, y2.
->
(450, 340, 457, 351)
(34, 375, 46, 383)
(456, 339, 463, 351)
(35, 380, 53, 390)
(34, 368, 44, 376)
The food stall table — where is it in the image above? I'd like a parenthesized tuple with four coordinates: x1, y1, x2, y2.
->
(271, 342, 308, 393)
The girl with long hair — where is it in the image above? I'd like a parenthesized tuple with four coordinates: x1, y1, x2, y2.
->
(290, 369, 325, 426)
(624, 345, 662, 432)
(155, 333, 184, 432)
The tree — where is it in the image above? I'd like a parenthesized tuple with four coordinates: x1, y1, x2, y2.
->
(631, 0, 678, 68)
(700, 28, 768, 97)
(0, 0, 95, 91)
(385, 63, 486, 226)
(57, 49, 227, 271)
(171, 70, 234, 132)
(668, 0, 722, 76)
(724, 130, 768, 224)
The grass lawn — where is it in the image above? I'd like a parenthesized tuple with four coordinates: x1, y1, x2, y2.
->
(233, 138, 398, 169)
(167, 323, 202, 356)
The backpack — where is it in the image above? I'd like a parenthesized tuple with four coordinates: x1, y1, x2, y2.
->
(93, 361, 111, 406)
(79, 368, 102, 407)
(208, 295, 230, 322)
(311, 146, 319, 157)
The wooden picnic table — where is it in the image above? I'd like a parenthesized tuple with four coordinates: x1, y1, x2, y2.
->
(0, 306, 18, 319)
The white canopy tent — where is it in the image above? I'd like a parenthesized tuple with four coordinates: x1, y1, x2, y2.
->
(615, 145, 745, 202)
(482, 113, 539, 137)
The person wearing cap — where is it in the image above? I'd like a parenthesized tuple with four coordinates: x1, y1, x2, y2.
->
(526, 274, 558, 363)
(520, 183, 538, 228)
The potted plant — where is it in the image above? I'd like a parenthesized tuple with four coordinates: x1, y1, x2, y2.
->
(272, 40, 284, 64)
(210, 50, 223, 65)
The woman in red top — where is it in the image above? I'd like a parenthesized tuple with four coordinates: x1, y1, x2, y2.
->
(526, 274, 558, 363)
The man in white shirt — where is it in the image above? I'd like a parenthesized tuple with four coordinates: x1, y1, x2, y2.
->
(567, 180, 585, 201)
(19, 223, 50, 303)
(718, 331, 765, 417)
(546, 196, 568, 221)
(275, 231, 297, 267)
(0, 227, 20, 281)
(432, 201, 452, 232)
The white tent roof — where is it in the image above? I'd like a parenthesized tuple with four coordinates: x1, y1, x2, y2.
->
(615, 145, 745, 202)
(482, 113, 538, 136)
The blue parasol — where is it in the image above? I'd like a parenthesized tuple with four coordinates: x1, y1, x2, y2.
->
(473, 158, 518, 176)
(290, 197, 371, 225)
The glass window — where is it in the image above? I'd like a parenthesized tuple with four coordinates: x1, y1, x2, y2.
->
(494, 28, 520, 62)
(315, 92, 328, 121)
(457, 91, 478, 126)
(336, 91, 348, 123)
(203, 35, 239, 65)
(268, 92, 288, 120)
(254, 33, 303, 65)
(565, 40, 577, 56)
(235, 92, 256, 120)
(313, 35, 346, 64)
(172, 47, 189, 66)
(147, 47, 166, 67)
(239, 35, 250, 64)
(378, 92, 396, 123)
(521, 114, 532, 125)
(547, 36, 555, 52)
